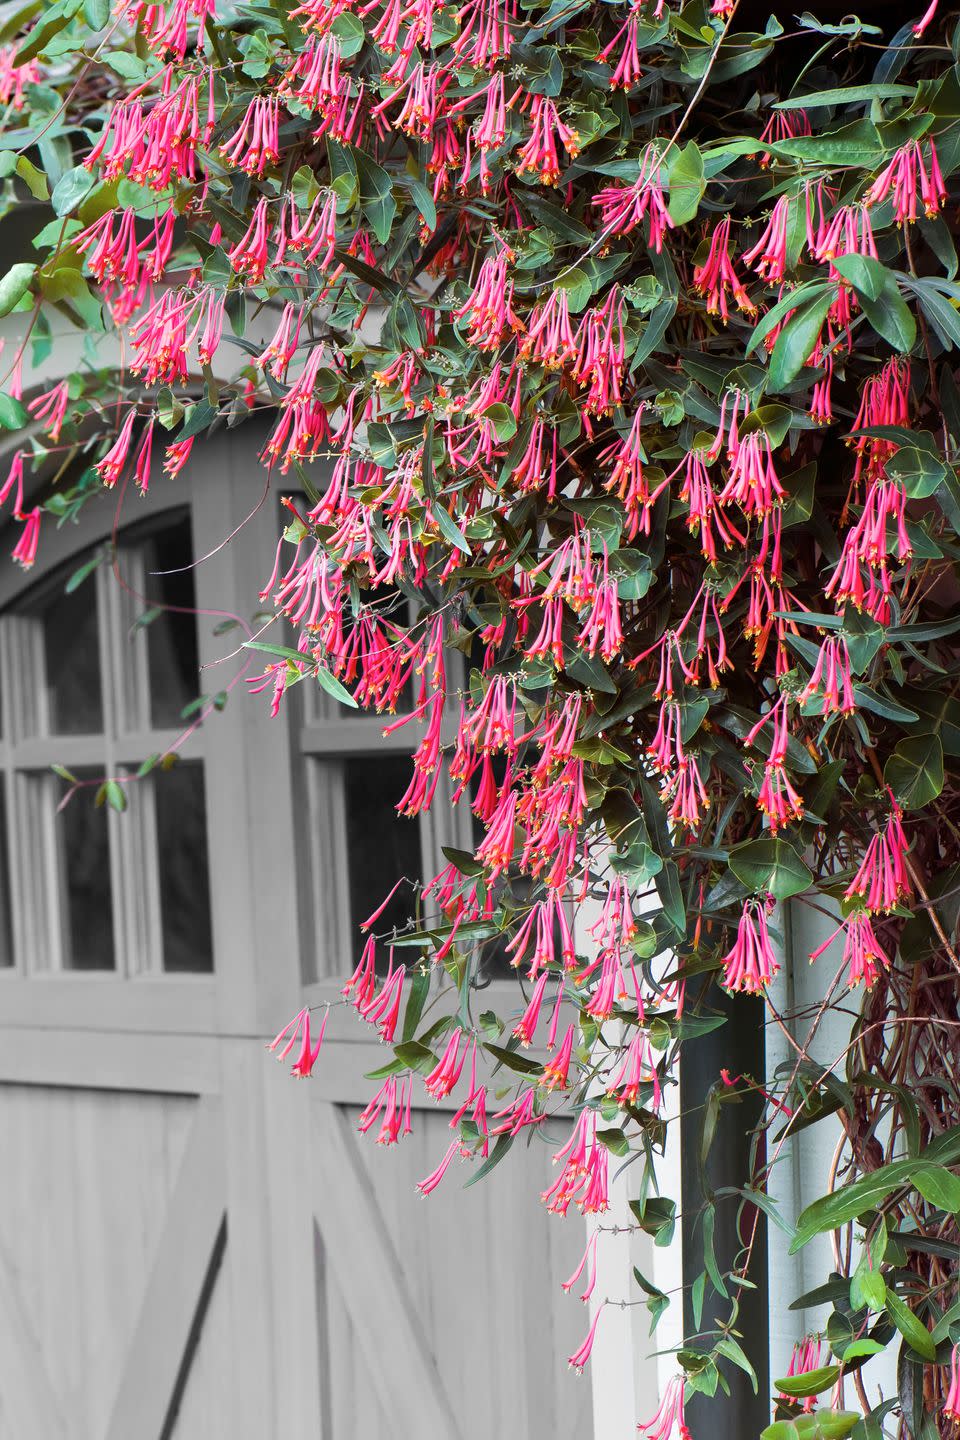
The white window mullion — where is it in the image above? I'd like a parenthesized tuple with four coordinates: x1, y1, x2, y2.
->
(96, 565, 128, 976)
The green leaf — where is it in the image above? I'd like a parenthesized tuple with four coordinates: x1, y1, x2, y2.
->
(15, 155, 48, 200)
(401, 966, 430, 1043)
(885, 1291, 936, 1361)
(330, 9, 363, 53)
(774, 84, 915, 108)
(885, 445, 948, 498)
(841, 1339, 886, 1361)
(65, 551, 103, 593)
(794, 1414, 860, 1440)
(483, 1042, 542, 1076)
(50, 164, 94, 217)
(884, 733, 944, 810)
(767, 290, 834, 391)
(728, 837, 813, 899)
(791, 1149, 960, 1252)
(912, 1164, 960, 1212)
(15, 1, 77, 64)
(0, 391, 27, 428)
(433, 503, 472, 556)
(774, 1365, 842, 1398)
(316, 666, 359, 709)
(667, 140, 705, 225)
(851, 1266, 887, 1312)
(831, 252, 887, 303)
(0, 262, 34, 316)
(242, 640, 310, 664)
(860, 282, 917, 354)
(481, 402, 518, 442)
(552, 265, 592, 313)
(96, 779, 127, 814)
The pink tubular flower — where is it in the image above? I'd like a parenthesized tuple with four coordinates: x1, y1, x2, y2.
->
(541, 1022, 575, 1090)
(357, 956, 405, 1043)
(0, 44, 41, 109)
(914, 0, 938, 35)
(11, 507, 41, 570)
(845, 803, 912, 913)
(944, 1343, 960, 1422)
(779, 1336, 823, 1413)
(693, 218, 755, 320)
(745, 698, 803, 832)
(720, 899, 779, 994)
(758, 107, 811, 166)
(0, 450, 24, 514)
(600, 13, 642, 89)
(451, 0, 514, 66)
(416, 1138, 460, 1196)
(513, 972, 549, 1047)
(425, 1028, 468, 1100)
(742, 195, 791, 282)
(607, 1029, 661, 1110)
(358, 1075, 413, 1146)
(638, 1374, 690, 1440)
(520, 289, 577, 369)
(812, 912, 889, 988)
(27, 381, 70, 441)
(228, 196, 273, 282)
(542, 1109, 609, 1215)
(164, 437, 194, 476)
(515, 96, 580, 185)
(593, 146, 674, 252)
(562, 1230, 599, 1302)
(568, 1306, 603, 1373)
(864, 139, 946, 223)
(572, 288, 627, 415)
(799, 635, 856, 716)
(267, 1006, 328, 1078)
(95, 408, 139, 487)
(220, 95, 281, 176)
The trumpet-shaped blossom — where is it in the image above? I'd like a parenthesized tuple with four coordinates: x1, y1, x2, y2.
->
(720, 899, 779, 994)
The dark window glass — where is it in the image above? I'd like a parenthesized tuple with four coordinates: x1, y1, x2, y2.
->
(155, 761, 214, 972)
(344, 755, 421, 962)
(40, 570, 103, 734)
(57, 770, 115, 969)
(0, 778, 12, 967)
(141, 516, 200, 728)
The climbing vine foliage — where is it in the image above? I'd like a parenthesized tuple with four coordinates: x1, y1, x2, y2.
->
(5, 0, 960, 1427)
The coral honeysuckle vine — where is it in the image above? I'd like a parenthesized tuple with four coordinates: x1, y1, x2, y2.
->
(5, 0, 960, 1426)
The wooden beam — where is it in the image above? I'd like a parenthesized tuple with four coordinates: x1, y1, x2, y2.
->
(312, 1101, 465, 1440)
(0, 1028, 220, 1093)
(0, 1228, 69, 1437)
(104, 1097, 227, 1440)
(0, 977, 218, 1035)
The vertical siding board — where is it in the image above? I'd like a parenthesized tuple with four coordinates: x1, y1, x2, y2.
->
(261, 1061, 326, 1437)
(312, 1100, 465, 1440)
(104, 1097, 227, 1440)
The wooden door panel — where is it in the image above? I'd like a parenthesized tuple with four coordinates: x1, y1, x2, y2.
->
(315, 1100, 589, 1440)
(0, 1084, 195, 1439)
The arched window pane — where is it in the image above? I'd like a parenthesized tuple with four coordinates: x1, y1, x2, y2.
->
(155, 760, 213, 972)
(56, 771, 115, 970)
(140, 516, 200, 729)
(39, 572, 103, 734)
